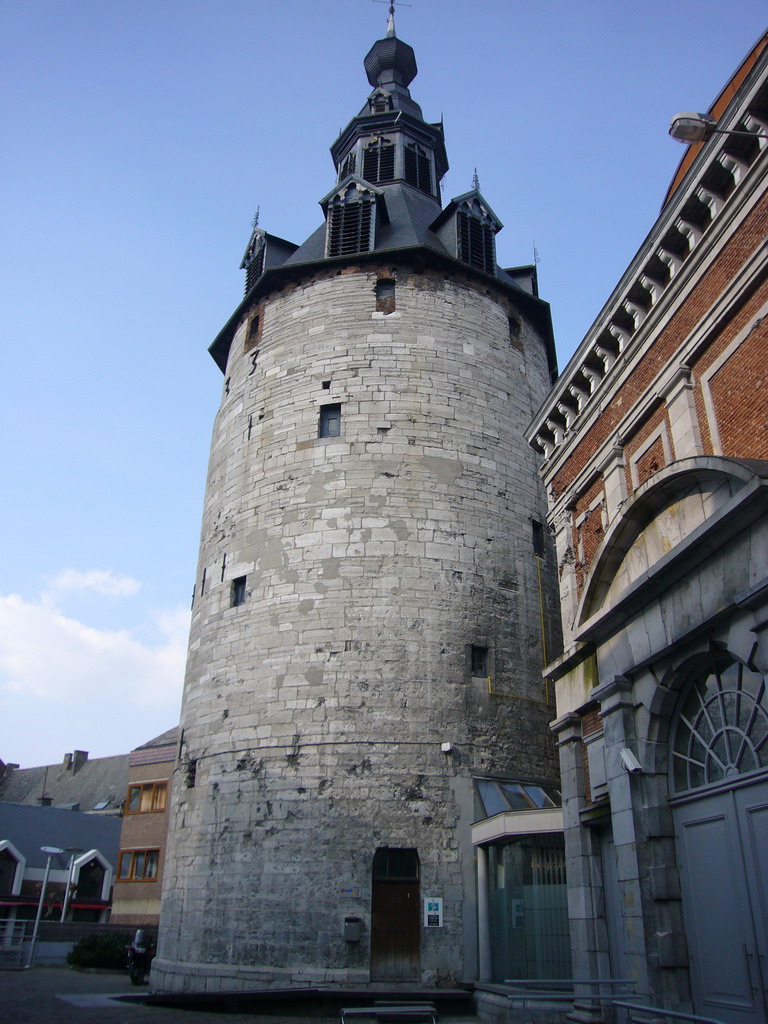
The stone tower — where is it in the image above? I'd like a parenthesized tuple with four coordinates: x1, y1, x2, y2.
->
(155, 14, 560, 994)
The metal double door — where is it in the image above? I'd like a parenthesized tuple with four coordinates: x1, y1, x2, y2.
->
(674, 779, 768, 1024)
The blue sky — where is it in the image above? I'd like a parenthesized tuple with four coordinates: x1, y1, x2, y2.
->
(1, 0, 765, 767)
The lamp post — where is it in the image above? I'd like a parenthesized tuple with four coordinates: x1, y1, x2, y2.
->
(30, 846, 63, 965)
(669, 111, 765, 144)
(60, 848, 83, 922)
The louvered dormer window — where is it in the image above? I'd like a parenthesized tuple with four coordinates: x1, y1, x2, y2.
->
(363, 140, 395, 185)
(370, 90, 392, 114)
(404, 143, 432, 196)
(327, 188, 376, 257)
(243, 235, 266, 294)
(457, 210, 496, 274)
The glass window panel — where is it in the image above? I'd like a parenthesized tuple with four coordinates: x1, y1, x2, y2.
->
(477, 780, 509, 817)
(151, 784, 167, 811)
(144, 851, 159, 879)
(487, 836, 571, 982)
(521, 784, 556, 808)
(498, 783, 532, 810)
(127, 787, 141, 812)
(133, 852, 145, 879)
(117, 853, 132, 879)
(671, 656, 768, 793)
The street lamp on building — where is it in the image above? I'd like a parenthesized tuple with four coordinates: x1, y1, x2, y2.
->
(30, 846, 63, 964)
(669, 111, 766, 143)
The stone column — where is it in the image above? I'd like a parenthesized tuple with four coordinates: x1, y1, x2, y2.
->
(665, 365, 703, 460)
(593, 674, 650, 998)
(598, 444, 627, 526)
(476, 845, 492, 982)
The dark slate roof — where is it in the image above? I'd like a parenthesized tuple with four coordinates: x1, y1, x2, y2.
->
(135, 726, 179, 751)
(0, 802, 121, 869)
(284, 183, 448, 267)
(0, 753, 128, 814)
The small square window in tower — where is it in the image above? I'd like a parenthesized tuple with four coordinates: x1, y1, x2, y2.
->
(376, 279, 396, 313)
(231, 576, 247, 607)
(471, 645, 488, 677)
(319, 403, 342, 438)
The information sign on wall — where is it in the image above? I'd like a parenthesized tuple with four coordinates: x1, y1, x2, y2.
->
(423, 897, 443, 927)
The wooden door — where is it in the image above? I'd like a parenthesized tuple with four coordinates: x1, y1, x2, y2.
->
(370, 879, 420, 981)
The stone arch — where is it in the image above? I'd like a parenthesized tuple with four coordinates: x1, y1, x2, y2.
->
(577, 456, 762, 627)
(669, 651, 768, 794)
(640, 642, 766, 779)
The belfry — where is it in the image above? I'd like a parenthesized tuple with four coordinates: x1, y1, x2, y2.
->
(155, 12, 562, 993)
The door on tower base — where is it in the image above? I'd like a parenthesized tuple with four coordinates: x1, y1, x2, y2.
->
(370, 848, 420, 981)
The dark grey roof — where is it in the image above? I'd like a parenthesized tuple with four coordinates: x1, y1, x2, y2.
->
(430, 189, 504, 232)
(364, 33, 418, 89)
(0, 753, 128, 814)
(0, 802, 121, 869)
(284, 183, 448, 267)
(135, 726, 179, 751)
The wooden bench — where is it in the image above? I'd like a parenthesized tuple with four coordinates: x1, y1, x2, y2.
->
(340, 1002, 438, 1024)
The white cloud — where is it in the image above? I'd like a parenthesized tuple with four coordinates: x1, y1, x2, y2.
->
(0, 585, 189, 767)
(45, 568, 141, 598)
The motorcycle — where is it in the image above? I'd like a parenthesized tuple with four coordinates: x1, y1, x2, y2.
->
(126, 928, 155, 985)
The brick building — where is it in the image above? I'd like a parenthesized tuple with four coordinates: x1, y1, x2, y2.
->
(154, 13, 564, 995)
(528, 32, 768, 1023)
(111, 727, 178, 927)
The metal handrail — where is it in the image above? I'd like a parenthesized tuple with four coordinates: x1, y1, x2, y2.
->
(505, 978, 638, 1006)
(0, 919, 31, 970)
(506, 978, 636, 988)
(613, 1000, 727, 1024)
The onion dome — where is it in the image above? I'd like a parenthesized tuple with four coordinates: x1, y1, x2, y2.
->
(364, 26, 417, 89)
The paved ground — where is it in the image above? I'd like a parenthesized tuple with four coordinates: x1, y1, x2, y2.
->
(0, 967, 339, 1024)
(0, 968, 480, 1024)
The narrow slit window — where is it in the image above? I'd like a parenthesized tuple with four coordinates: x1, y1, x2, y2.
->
(532, 519, 545, 557)
(245, 314, 260, 353)
(319, 403, 342, 438)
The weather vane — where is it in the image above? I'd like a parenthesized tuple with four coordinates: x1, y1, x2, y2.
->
(372, 0, 412, 25)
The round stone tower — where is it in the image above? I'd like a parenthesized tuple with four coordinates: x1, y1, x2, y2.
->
(155, 15, 561, 994)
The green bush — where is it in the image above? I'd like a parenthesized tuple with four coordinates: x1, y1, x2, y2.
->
(67, 931, 132, 969)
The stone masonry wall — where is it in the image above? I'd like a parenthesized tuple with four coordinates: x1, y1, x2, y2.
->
(155, 264, 560, 993)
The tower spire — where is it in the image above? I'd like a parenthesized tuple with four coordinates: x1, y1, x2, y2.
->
(387, 2, 396, 37)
